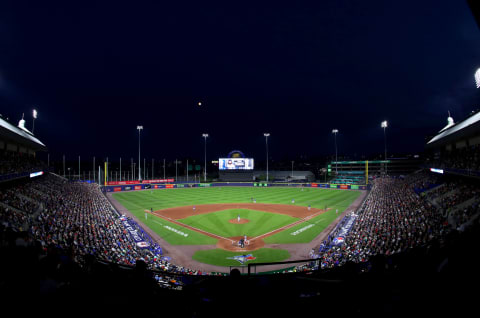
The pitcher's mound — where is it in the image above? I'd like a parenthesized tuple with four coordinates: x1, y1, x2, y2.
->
(228, 218, 250, 224)
(217, 236, 265, 251)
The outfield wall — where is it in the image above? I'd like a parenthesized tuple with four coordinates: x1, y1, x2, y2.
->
(105, 182, 369, 192)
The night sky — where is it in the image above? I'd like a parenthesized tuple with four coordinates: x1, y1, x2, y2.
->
(1, 1, 480, 164)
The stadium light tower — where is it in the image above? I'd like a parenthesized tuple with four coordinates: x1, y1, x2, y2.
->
(381, 120, 388, 175)
(264, 133, 270, 182)
(475, 68, 480, 88)
(32, 109, 37, 134)
(381, 121, 388, 160)
(137, 126, 143, 180)
(202, 133, 209, 182)
(332, 129, 339, 173)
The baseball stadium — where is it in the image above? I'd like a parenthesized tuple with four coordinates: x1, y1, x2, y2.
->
(2, 1, 480, 316)
(109, 177, 365, 272)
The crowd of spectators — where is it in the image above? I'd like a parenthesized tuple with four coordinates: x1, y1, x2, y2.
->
(0, 187, 40, 214)
(0, 205, 30, 232)
(1, 169, 480, 314)
(437, 183, 479, 211)
(0, 174, 214, 283)
(408, 171, 441, 194)
(0, 150, 44, 176)
(315, 176, 449, 270)
(450, 202, 480, 231)
(428, 144, 480, 172)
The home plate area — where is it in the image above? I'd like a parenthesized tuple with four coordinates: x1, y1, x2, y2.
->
(217, 236, 265, 251)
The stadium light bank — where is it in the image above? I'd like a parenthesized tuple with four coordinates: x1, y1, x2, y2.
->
(264, 133, 270, 182)
(332, 129, 339, 173)
(475, 68, 480, 88)
(381, 120, 388, 174)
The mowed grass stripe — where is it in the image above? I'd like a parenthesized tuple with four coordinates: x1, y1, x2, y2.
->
(112, 187, 362, 244)
(178, 209, 299, 238)
(130, 187, 315, 208)
(264, 208, 341, 244)
(110, 198, 216, 245)
(192, 248, 291, 267)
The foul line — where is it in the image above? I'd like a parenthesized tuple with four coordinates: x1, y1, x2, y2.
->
(151, 212, 236, 243)
(249, 208, 330, 241)
(147, 207, 330, 244)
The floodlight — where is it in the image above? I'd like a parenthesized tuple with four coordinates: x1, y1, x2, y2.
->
(381, 121, 388, 128)
(475, 68, 480, 88)
(33, 109, 37, 119)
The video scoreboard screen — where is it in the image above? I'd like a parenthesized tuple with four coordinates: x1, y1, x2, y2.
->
(219, 158, 254, 170)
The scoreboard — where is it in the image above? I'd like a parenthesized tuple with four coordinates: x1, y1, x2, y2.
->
(219, 158, 254, 170)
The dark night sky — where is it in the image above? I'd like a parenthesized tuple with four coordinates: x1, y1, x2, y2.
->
(1, 0, 480, 163)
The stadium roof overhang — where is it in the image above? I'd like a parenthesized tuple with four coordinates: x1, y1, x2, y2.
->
(426, 111, 480, 149)
(0, 117, 47, 152)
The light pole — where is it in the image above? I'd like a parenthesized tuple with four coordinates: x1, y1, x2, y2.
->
(202, 134, 209, 182)
(137, 126, 143, 181)
(291, 161, 294, 180)
(475, 68, 480, 88)
(264, 133, 270, 182)
(381, 120, 388, 175)
(332, 129, 339, 174)
(32, 109, 37, 134)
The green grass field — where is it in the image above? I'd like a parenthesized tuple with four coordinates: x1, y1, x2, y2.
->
(112, 186, 361, 266)
(192, 248, 291, 266)
(178, 208, 299, 238)
(113, 186, 359, 211)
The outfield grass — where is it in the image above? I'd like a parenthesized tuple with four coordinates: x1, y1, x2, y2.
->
(264, 209, 340, 244)
(192, 248, 291, 266)
(113, 186, 359, 210)
(178, 208, 298, 238)
(112, 187, 361, 245)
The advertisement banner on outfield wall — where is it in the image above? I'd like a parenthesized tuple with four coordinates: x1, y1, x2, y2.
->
(330, 184, 338, 189)
(114, 187, 122, 192)
(340, 185, 349, 189)
(166, 184, 174, 188)
(107, 181, 139, 186)
(107, 179, 174, 186)
(311, 183, 318, 187)
(142, 179, 174, 183)
(134, 186, 142, 190)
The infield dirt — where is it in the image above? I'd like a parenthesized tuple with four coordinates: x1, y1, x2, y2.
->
(151, 203, 328, 252)
(108, 191, 368, 273)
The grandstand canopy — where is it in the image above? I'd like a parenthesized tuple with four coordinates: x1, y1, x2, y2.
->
(0, 117, 47, 152)
(426, 111, 480, 148)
